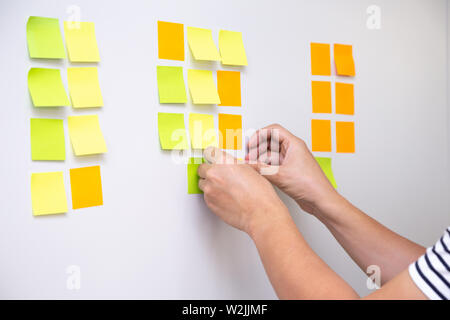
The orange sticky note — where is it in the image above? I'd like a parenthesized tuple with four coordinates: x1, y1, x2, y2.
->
(217, 71, 241, 106)
(310, 43, 331, 76)
(336, 121, 355, 153)
(70, 165, 103, 209)
(334, 44, 355, 76)
(219, 113, 242, 150)
(312, 81, 331, 113)
(335, 82, 354, 115)
(311, 119, 331, 152)
(158, 21, 184, 61)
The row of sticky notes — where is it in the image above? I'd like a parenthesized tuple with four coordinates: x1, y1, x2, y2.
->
(158, 21, 247, 65)
(28, 67, 103, 108)
(31, 115, 107, 160)
(27, 16, 100, 61)
(311, 43, 355, 76)
(158, 112, 242, 150)
(312, 81, 354, 115)
(31, 165, 103, 215)
(157, 66, 241, 106)
(311, 120, 355, 153)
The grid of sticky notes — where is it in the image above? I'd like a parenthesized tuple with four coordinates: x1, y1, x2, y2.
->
(27, 16, 105, 215)
(156, 21, 246, 194)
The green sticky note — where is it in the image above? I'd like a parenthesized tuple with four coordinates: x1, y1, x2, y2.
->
(26, 16, 66, 59)
(315, 157, 337, 189)
(30, 118, 65, 161)
(157, 66, 187, 103)
(157, 113, 189, 150)
(188, 157, 205, 194)
(28, 68, 70, 107)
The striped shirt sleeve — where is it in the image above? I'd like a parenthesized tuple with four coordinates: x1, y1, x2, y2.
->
(408, 227, 450, 300)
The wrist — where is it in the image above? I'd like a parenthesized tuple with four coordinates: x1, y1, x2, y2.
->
(246, 203, 292, 241)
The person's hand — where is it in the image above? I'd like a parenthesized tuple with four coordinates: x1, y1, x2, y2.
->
(246, 124, 340, 215)
(198, 147, 291, 237)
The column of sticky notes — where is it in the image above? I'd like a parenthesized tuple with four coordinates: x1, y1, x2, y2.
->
(310, 42, 356, 188)
(27, 16, 105, 216)
(156, 21, 247, 194)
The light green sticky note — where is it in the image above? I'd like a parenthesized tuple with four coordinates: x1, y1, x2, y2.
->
(28, 68, 70, 107)
(157, 113, 189, 150)
(315, 157, 337, 189)
(26, 16, 66, 59)
(30, 118, 65, 161)
(188, 157, 205, 194)
(157, 66, 187, 103)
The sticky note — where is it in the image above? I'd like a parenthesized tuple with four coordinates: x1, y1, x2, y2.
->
(26, 16, 66, 59)
(315, 157, 337, 189)
(63, 21, 100, 62)
(336, 121, 355, 153)
(311, 119, 331, 152)
(187, 69, 221, 104)
(334, 44, 355, 76)
(217, 71, 241, 106)
(68, 115, 107, 156)
(158, 21, 184, 61)
(312, 81, 332, 113)
(30, 118, 65, 161)
(335, 82, 354, 115)
(67, 67, 103, 108)
(70, 165, 103, 209)
(219, 30, 248, 66)
(310, 43, 331, 76)
(189, 113, 217, 149)
(187, 157, 204, 194)
(156, 66, 187, 103)
(157, 112, 188, 150)
(31, 171, 68, 216)
(219, 114, 242, 150)
(28, 68, 70, 107)
(187, 27, 220, 61)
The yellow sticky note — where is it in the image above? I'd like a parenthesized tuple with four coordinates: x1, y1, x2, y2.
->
(187, 69, 221, 104)
(158, 21, 184, 61)
(189, 113, 217, 149)
(156, 66, 187, 103)
(218, 113, 242, 150)
(311, 119, 331, 152)
(217, 70, 241, 107)
(68, 115, 107, 156)
(157, 112, 189, 150)
(219, 30, 248, 66)
(336, 121, 355, 153)
(28, 68, 70, 107)
(31, 171, 68, 216)
(64, 21, 100, 62)
(334, 44, 355, 76)
(67, 67, 103, 108)
(335, 82, 354, 115)
(26, 16, 66, 59)
(315, 157, 337, 189)
(312, 81, 332, 113)
(310, 43, 331, 76)
(70, 166, 103, 209)
(187, 27, 220, 61)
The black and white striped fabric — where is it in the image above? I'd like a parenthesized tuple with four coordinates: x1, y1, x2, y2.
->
(409, 227, 450, 300)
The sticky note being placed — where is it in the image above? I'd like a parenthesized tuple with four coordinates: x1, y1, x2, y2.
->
(68, 115, 107, 156)
(187, 27, 220, 61)
(335, 82, 354, 115)
(67, 67, 103, 108)
(31, 171, 68, 216)
(156, 66, 187, 103)
(28, 68, 70, 107)
(26, 16, 66, 59)
(219, 114, 242, 150)
(70, 165, 103, 209)
(189, 113, 217, 149)
(158, 21, 184, 61)
(312, 81, 331, 113)
(157, 112, 188, 150)
(217, 71, 241, 106)
(334, 44, 355, 76)
(30, 118, 65, 161)
(310, 43, 331, 76)
(315, 157, 337, 189)
(63, 21, 100, 62)
(311, 119, 331, 152)
(336, 121, 355, 153)
(187, 69, 221, 104)
(187, 157, 204, 194)
(219, 30, 248, 66)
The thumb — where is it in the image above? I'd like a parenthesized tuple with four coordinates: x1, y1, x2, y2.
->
(203, 146, 237, 164)
(247, 161, 280, 182)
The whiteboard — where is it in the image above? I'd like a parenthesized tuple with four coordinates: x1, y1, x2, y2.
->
(0, 0, 449, 299)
